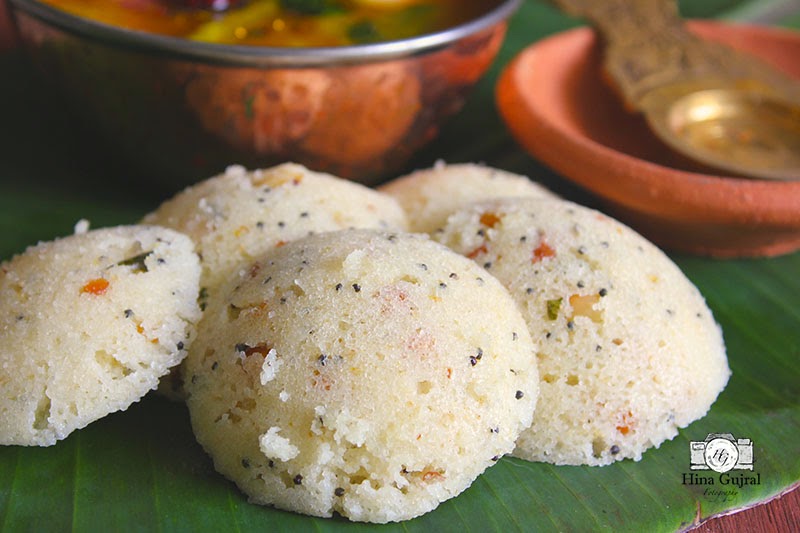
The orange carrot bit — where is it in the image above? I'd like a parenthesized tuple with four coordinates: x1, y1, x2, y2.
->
(81, 278, 109, 295)
(616, 411, 634, 435)
(532, 240, 556, 263)
(466, 243, 488, 259)
(275, 240, 288, 248)
(134, 323, 159, 344)
(479, 211, 502, 228)
(422, 471, 445, 482)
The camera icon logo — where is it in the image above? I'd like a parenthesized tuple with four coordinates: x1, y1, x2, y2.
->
(690, 433, 753, 473)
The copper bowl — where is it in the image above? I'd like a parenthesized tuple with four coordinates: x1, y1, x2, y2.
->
(7, 0, 519, 186)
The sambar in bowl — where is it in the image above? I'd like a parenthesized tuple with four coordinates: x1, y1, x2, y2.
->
(8, 0, 520, 185)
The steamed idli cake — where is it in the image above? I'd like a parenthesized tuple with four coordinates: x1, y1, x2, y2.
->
(435, 198, 729, 466)
(379, 161, 556, 233)
(143, 163, 408, 294)
(0, 225, 201, 446)
(184, 229, 538, 523)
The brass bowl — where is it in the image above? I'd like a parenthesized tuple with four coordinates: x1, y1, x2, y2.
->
(8, 0, 519, 186)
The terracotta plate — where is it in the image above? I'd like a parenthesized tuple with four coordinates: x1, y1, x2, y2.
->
(497, 20, 800, 258)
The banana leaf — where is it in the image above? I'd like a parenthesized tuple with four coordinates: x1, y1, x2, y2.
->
(1, 1, 798, 531)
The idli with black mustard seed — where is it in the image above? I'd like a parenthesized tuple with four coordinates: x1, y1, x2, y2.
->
(0, 225, 201, 446)
(143, 162, 409, 298)
(183, 229, 539, 523)
(143, 162, 409, 399)
(379, 161, 557, 234)
(434, 197, 730, 466)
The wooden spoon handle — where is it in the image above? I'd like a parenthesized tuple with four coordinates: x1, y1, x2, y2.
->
(551, 0, 800, 110)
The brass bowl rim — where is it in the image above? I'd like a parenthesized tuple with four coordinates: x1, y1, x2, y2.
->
(8, 0, 521, 66)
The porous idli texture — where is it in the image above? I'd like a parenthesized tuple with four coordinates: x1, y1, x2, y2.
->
(184, 229, 538, 522)
(379, 161, 556, 234)
(144, 162, 408, 297)
(0, 225, 201, 446)
(435, 198, 730, 466)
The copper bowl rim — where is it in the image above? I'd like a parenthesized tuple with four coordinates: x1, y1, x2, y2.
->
(8, 0, 521, 66)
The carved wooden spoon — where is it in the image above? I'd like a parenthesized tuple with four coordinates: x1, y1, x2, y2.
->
(552, 0, 800, 180)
